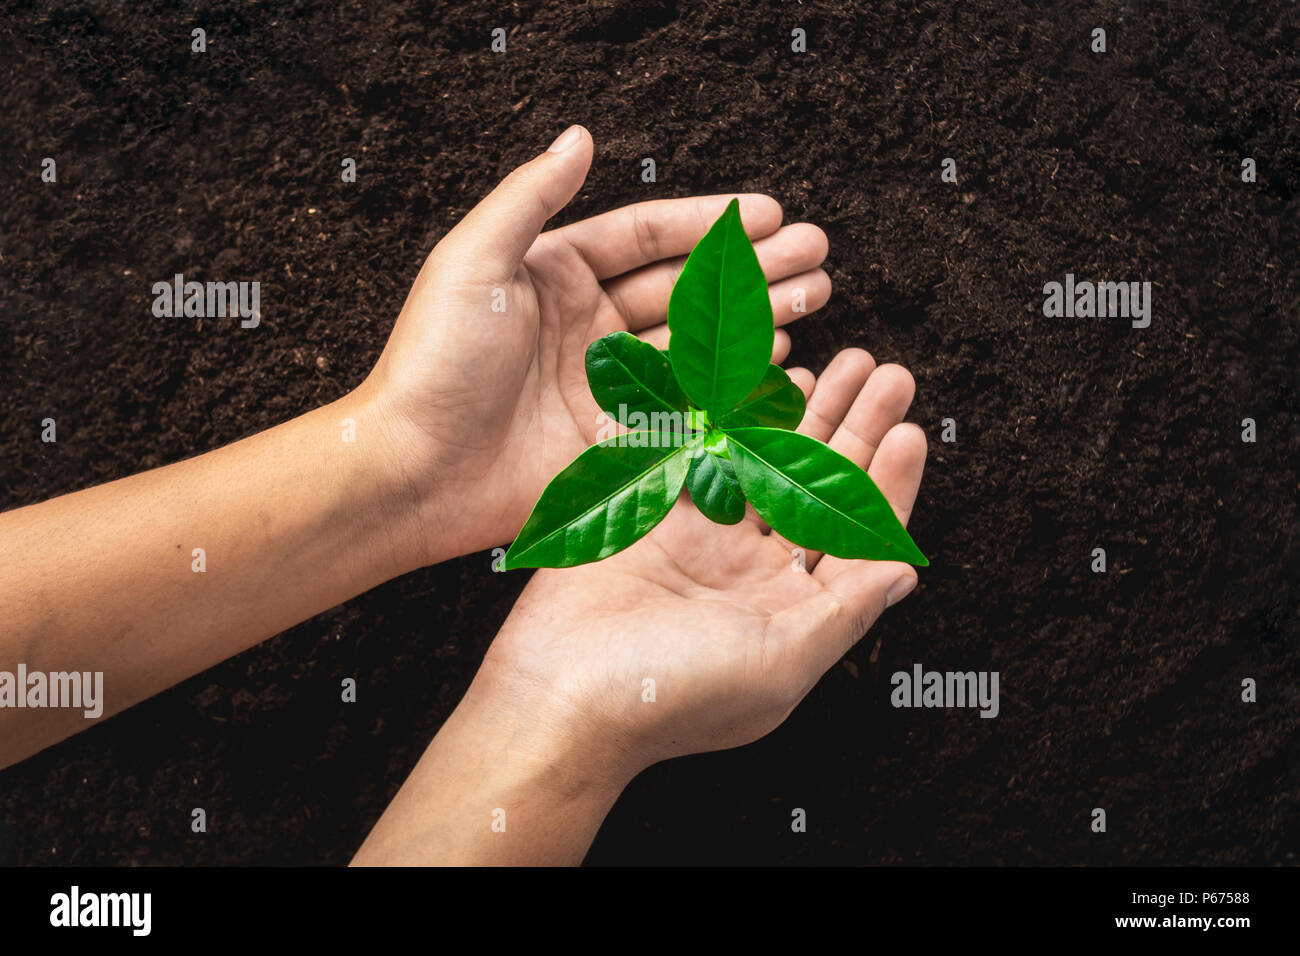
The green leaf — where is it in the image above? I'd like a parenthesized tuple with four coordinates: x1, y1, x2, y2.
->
(717, 364, 806, 430)
(726, 427, 928, 565)
(686, 444, 746, 525)
(500, 434, 692, 570)
(586, 331, 689, 428)
(667, 198, 774, 417)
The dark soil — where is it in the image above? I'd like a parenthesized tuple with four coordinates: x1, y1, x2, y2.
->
(1, 0, 1297, 865)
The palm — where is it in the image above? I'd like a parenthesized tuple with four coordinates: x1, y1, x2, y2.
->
(482, 319, 930, 767)
(374, 178, 829, 557)
(370, 128, 929, 776)
(492, 237, 642, 481)
(488, 501, 827, 759)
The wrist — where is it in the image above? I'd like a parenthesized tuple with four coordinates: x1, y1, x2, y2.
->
(344, 377, 512, 571)
(458, 663, 644, 803)
(353, 666, 637, 866)
(330, 381, 453, 574)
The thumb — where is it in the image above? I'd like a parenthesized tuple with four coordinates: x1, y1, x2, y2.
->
(777, 561, 917, 688)
(442, 125, 593, 280)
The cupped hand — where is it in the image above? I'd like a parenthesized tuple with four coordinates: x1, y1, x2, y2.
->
(360, 125, 832, 567)
(467, 350, 927, 779)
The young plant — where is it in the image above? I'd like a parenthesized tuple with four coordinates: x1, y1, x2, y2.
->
(499, 199, 929, 571)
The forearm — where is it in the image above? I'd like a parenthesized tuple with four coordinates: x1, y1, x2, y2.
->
(351, 672, 636, 866)
(0, 385, 428, 768)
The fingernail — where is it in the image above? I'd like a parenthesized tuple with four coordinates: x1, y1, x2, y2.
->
(547, 125, 582, 153)
(885, 572, 917, 608)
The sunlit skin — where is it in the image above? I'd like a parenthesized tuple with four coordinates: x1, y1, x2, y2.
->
(365, 125, 836, 563)
(356, 127, 927, 864)
(0, 127, 925, 867)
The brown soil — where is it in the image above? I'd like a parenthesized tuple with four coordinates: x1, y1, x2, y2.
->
(0, 0, 1296, 864)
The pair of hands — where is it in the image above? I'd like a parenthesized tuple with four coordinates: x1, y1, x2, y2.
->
(359, 125, 927, 787)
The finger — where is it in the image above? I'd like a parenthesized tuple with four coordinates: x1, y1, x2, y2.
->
(787, 365, 917, 568)
(785, 367, 815, 400)
(616, 266, 831, 339)
(775, 558, 918, 692)
(637, 326, 792, 364)
(814, 422, 928, 582)
(631, 268, 829, 355)
(822, 364, 916, 472)
(606, 224, 830, 330)
(771, 329, 792, 365)
(769, 270, 832, 330)
(767, 362, 914, 562)
(797, 348, 877, 441)
(436, 125, 593, 283)
(554, 194, 783, 280)
(754, 348, 875, 537)
(869, 422, 928, 530)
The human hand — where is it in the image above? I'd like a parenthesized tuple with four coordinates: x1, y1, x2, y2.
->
(466, 349, 926, 784)
(357, 125, 832, 568)
(351, 350, 925, 865)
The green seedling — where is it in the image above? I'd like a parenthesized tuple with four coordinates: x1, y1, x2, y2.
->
(500, 199, 929, 570)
